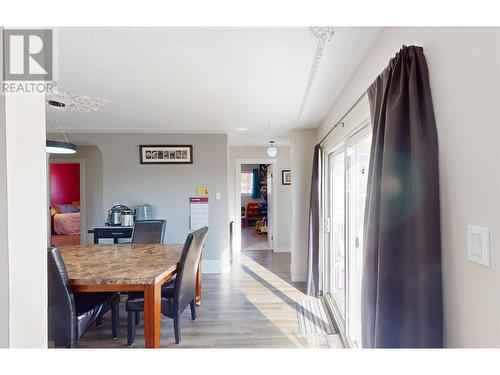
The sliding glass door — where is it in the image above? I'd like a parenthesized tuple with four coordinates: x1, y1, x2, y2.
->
(323, 125, 371, 348)
(327, 150, 346, 321)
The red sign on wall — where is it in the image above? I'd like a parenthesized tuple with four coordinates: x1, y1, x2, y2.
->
(189, 197, 208, 203)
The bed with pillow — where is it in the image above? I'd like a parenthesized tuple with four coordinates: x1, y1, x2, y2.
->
(51, 202, 81, 235)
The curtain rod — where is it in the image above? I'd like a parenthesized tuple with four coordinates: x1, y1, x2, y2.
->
(319, 91, 368, 145)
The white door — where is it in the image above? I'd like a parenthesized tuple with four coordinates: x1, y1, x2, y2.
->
(266, 164, 273, 250)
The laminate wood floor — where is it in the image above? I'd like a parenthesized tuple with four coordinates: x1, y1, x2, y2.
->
(241, 226, 269, 250)
(77, 250, 344, 348)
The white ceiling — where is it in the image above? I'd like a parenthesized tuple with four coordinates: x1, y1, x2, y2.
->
(47, 27, 382, 146)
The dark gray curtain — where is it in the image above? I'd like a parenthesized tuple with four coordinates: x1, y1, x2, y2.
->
(361, 45, 443, 348)
(306, 144, 322, 296)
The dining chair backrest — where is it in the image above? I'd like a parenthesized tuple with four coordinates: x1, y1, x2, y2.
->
(47, 246, 78, 345)
(131, 219, 166, 244)
(174, 227, 209, 314)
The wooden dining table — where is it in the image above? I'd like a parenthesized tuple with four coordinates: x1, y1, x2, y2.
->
(59, 243, 202, 348)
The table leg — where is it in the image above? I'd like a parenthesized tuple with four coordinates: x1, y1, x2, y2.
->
(195, 258, 202, 306)
(143, 283, 161, 348)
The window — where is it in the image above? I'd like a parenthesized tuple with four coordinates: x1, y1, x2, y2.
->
(241, 172, 253, 195)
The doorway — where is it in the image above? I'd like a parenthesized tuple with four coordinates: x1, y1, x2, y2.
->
(49, 160, 85, 246)
(234, 158, 277, 253)
(240, 163, 270, 250)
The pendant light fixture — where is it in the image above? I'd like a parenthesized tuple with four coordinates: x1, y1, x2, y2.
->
(46, 140, 77, 154)
(46, 115, 77, 154)
(266, 141, 278, 157)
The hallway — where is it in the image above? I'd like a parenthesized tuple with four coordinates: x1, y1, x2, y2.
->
(241, 226, 270, 251)
(78, 250, 343, 348)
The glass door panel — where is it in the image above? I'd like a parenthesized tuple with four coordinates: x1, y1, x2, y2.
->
(323, 125, 371, 348)
(329, 151, 346, 320)
(346, 131, 371, 347)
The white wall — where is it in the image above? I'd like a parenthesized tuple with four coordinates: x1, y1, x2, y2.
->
(2, 93, 48, 347)
(317, 27, 500, 347)
(228, 146, 292, 252)
(0, 30, 9, 347)
(63, 133, 230, 273)
(1, 38, 48, 345)
(290, 130, 317, 282)
(1, 32, 47, 348)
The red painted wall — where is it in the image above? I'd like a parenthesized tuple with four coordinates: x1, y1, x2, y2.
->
(50, 163, 80, 205)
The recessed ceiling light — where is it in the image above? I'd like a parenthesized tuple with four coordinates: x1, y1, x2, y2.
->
(237, 127, 247, 131)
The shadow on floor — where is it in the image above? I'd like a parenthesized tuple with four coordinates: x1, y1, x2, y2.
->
(240, 261, 331, 333)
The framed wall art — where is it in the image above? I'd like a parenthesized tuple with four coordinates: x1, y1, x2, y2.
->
(282, 169, 291, 185)
(139, 145, 193, 164)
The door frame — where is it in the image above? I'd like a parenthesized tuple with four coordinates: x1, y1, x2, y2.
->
(48, 158, 86, 244)
(234, 158, 278, 253)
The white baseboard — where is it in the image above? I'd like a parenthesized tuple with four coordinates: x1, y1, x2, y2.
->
(290, 261, 306, 282)
(202, 259, 231, 274)
(291, 274, 306, 282)
(273, 246, 291, 253)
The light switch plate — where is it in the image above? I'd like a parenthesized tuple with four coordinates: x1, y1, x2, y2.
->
(215, 192, 221, 200)
(467, 225, 490, 267)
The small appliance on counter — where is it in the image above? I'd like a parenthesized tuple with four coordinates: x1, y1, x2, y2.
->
(120, 209, 134, 227)
(106, 204, 130, 226)
(134, 203, 152, 221)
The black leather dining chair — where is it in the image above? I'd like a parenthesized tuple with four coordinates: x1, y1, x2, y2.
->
(131, 220, 166, 244)
(47, 247, 120, 348)
(129, 219, 167, 324)
(125, 226, 208, 345)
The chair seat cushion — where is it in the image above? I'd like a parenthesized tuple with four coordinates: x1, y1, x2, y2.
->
(74, 292, 119, 315)
(76, 305, 103, 340)
(74, 292, 120, 339)
(161, 282, 175, 299)
(125, 292, 145, 311)
(126, 291, 174, 318)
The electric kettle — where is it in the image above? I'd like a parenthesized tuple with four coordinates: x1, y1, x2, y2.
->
(120, 209, 134, 227)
